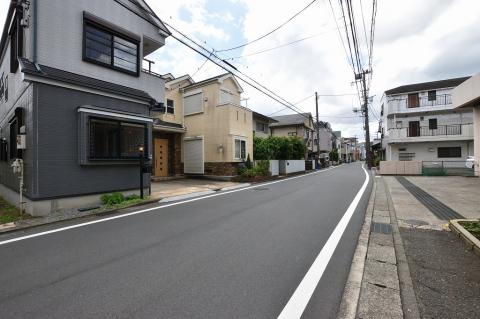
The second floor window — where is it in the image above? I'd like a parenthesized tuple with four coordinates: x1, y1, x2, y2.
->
(220, 89, 233, 104)
(166, 99, 174, 114)
(84, 22, 139, 76)
(428, 90, 436, 101)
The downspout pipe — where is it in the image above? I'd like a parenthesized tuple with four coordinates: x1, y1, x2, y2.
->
(32, 0, 37, 63)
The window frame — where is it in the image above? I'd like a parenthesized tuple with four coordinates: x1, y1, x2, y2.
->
(428, 118, 437, 130)
(234, 138, 246, 160)
(183, 91, 204, 116)
(83, 19, 140, 77)
(88, 116, 148, 161)
(437, 147, 461, 158)
(166, 99, 175, 114)
(427, 90, 436, 101)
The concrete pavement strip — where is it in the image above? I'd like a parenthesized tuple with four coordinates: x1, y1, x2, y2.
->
(337, 173, 420, 319)
(220, 183, 251, 191)
(449, 219, 480, 257)
(158, 190, 217, 203)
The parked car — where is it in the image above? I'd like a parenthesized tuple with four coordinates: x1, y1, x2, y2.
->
(465, 156, 475, 169)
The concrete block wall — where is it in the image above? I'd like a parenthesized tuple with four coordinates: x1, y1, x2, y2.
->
(380, 161, 422, 175)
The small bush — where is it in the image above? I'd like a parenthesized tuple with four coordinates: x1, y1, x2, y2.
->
(245, 154, 253, 169)
(101, 192, 125, 206)
(240, 160, 270, 178)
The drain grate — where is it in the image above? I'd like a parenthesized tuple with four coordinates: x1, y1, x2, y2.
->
(395, 177, 464, 220)
(253, 187, 269, 191)
(371, 222, 392, 234)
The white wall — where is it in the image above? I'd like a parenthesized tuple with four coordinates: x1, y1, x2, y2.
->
(387, 141, 473, 162)
(36, 0, 167, 101)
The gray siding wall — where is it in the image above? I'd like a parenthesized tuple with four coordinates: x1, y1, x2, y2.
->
(34, 83, 151, 199)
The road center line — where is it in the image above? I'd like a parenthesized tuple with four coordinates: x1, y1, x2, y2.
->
(0, 165, 343, 246)
(277, 165, 370, 319)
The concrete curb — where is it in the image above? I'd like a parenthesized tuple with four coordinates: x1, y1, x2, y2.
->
(449, 219, 480, 257)
(337, 172, 375, 319)
(220, 183, 251, 191)
(383, 178, 421, 319)
(0, 197, 159, 235)
(158, 190, 216, 203)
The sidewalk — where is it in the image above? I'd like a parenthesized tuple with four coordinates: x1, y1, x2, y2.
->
(339, 173, 480, 319)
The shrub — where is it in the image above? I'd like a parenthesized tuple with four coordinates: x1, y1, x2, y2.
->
(125, 194, 141, 201)
(240, 160, 270, 178)
(100, 192, 125, 206)
(245, 154, 253, 169)
(253, 136, 306, 160)
(329, 149, 339, 162)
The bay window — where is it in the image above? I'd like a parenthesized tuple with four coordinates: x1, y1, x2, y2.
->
(89, 118, 146, 160)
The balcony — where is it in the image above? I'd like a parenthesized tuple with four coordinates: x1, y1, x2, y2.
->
(387, 123, 473, 143)
(387, 94, 452, 115)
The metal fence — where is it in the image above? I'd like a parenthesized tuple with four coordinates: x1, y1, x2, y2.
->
(422, 161, 474, 176)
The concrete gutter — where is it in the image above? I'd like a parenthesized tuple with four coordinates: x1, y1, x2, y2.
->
(220, 183, 251, 191)
(449, 219, 480, 257)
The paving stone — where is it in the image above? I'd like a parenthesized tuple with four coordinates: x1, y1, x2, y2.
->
(372, 215, 390, 224)
(367, 243, 397, 265)
(357, 282, 403, 319)
(369, 232, 394, 247)
(363, 259, 400, 291)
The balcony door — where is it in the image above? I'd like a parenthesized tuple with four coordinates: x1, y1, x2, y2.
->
(407, 93, 419, 108)
(408, 121, 420, 137)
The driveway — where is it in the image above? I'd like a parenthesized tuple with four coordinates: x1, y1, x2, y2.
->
(150, 178, 240, 200)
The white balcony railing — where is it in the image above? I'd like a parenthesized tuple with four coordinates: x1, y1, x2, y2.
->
(387, 94, 452, 115)
(387, 123, 473, 142)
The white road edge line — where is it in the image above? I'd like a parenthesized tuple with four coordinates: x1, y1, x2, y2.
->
(277, 164, 370, 319)
(0, 165, 344, 246)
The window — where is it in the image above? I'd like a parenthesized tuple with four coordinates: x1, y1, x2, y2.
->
(183, 93, 203, 115)
(256, 122, 268, 133)
(89, 118, 146, 160)
(429, 118, 437, 130)
(288, 132, 297, 136)
(84, 21, 139, 75)
(438, 147, 461, 158)
(234, 139, 246, 160)
(166, 99, 174, 114)
(220, 89, 233, 104)
(0, 139, 7, 161)
(395, 121, 402, 128)
(428, 90, 436, 101)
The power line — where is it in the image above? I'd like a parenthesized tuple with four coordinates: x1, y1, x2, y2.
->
(162, 21, 311, 119)
(226, 28, 338, 60)
(216, 0, 319, 52)
(191, 50, 213, 77)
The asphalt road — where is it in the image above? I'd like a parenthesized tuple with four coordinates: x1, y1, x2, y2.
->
(0, 162, 371, 319)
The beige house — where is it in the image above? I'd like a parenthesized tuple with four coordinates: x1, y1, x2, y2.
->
(160, 73, 253, 176)
(453, 72, 480, 176)
(270, 113, 315, 158)
(252, 111, 278, 138)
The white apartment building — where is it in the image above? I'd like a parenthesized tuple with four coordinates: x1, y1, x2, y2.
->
(381, 77, 474, 163)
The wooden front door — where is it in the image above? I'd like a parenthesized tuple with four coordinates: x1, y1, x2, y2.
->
(407, 93, 419, 108)
(154, 138, 169, 177)
(408, 121, 420, 137)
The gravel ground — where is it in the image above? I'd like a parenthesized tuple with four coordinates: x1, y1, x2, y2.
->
(400, 228, 480, 319)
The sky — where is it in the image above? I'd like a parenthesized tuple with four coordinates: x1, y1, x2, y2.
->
(1, 0, 479, 141)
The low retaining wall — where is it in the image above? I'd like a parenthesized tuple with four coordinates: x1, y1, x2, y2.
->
(279, 160, 306, 175)
(379, 161, 422, 175)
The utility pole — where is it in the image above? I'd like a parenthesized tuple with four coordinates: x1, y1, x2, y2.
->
(315, 92, 320, 168)
(361, 70, 372, 169)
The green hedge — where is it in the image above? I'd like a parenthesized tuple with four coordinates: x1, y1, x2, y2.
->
(253, 136, 306, 160)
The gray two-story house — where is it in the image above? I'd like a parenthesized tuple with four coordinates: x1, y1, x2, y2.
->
(0, 0, 170, 215)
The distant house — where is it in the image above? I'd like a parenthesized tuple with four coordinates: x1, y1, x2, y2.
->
(313, 121, 334, 162)
(252, 111, 277, 138)
(270, 113, 315, 158)
(163, 73, 253, 176)
(381, 76, 473, 162)
(0, 0, 170, 215)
